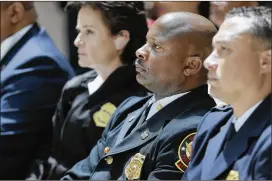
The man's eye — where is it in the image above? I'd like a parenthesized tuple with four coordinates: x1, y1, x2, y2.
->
(220, 46, 228, 51)
(152, 43, 161, 50)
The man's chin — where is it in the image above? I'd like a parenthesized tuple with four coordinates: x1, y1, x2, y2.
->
(209, 88, 225, 101)
(136, 75, 151, 87)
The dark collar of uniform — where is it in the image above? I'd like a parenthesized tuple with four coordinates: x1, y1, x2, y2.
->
(0, 22, 40, 70)
(107, 84, 211, 155)
(206, 93, 272, 180)
(147, 84, 210, 124)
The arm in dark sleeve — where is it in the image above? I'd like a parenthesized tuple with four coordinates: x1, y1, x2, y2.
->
(252, 127, 272, 180)
(0, 57, 70, 179)
(25, 86, 69, 180)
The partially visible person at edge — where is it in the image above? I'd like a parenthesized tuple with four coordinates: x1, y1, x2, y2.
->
(145, 1, 210, 22)
(209, 1, 271, 27)
(0, 1, 75, 180)
(60, 12, 217, 180)
(183, 6, 272, 180)
(26, 1, 148, 180)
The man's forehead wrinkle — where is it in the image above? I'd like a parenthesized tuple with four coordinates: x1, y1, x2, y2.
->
(164, 22, 194, 39)
(214, 28, 251, 45)
(220, 18, 253, 36)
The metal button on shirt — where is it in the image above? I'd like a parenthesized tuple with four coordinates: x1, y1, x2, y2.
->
(105, 156, 113, 165)
(104, 147, 110, 155)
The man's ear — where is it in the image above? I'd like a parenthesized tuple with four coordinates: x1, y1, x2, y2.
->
(8, 2, 25, 24)
(259, 49, 271, 74)
(114, 30, 130, 51)
(184, 56, 203, 76)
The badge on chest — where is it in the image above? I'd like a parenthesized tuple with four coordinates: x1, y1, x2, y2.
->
(226, 170, 239, 180)
(125, 153, 146, 180)
(93, 102, 116, 127)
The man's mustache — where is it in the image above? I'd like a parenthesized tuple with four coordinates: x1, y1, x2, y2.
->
(134, 59, 146, 70)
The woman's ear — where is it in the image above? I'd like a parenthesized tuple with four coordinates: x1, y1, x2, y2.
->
(114, 30, 130, 51)
(183, 56, 203, 76)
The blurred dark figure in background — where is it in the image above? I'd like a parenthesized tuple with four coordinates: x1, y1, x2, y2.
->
(0, 1, 75, 179)
(26, 1, 148, 180)
(209, 1, 258, 27)
(146, 1, 210, 20)
(209, 1, 272, 27)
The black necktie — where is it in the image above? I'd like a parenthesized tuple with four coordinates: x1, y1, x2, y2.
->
(125, 103, 152, 137)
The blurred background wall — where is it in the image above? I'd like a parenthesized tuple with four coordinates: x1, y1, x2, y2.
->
(34, 2, 69, 58)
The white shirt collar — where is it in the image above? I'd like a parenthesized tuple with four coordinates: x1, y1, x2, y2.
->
(146, 91, 190, 120)
(87, 75, 104, 95)
(1, 24, 33, 61)
(232, 99, 263, 132)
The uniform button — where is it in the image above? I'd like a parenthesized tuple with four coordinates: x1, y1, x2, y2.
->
(105, 156, 113, 165)
(141, 130, 149, 140)
(104, 147, 110, 155)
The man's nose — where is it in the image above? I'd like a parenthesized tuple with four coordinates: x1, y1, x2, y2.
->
(204, 52, 218, 71)
(136, 44, 149, 61)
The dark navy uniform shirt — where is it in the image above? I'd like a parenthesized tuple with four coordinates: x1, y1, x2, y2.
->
(183, 93, 271, 180)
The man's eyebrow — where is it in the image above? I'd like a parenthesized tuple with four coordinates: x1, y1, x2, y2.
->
(147, 35, 169, 44)
(212, 37, 230, 47)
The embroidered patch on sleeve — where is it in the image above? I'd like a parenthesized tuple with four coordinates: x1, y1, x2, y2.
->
(175, 132, 196, 172)
(93, 102, 116, 127)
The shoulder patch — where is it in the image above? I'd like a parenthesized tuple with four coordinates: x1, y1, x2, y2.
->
(93, 102, 117, 128)
(175, 132, 196, 172)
